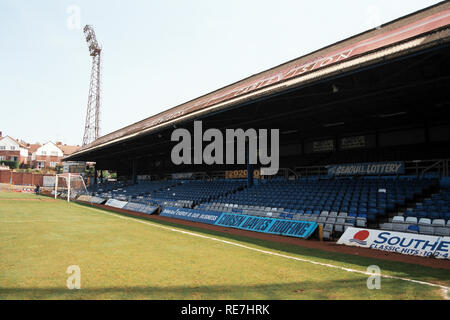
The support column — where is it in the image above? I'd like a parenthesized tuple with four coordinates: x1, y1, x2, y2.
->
(93, 166, 97, 192)
(246, 138, 254, 188)
(132, 159, 137, 185)
(67, 173, 71, 202)
(54, 174, 58, 199)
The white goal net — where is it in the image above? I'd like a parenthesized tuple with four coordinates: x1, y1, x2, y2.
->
(54, 173, 89, 202)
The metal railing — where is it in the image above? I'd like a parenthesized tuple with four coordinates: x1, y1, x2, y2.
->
(293, 165, 328, 179)
(404, 159, 449, 178)
(145, 159, 450, 182)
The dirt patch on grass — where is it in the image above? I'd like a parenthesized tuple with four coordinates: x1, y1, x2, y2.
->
(79, 201, 450, 270)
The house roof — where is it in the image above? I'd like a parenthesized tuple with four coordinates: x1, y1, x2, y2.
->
(57, 144, 81, 156)
(27, 143, 42, 154)
(0, 135, 28, 148)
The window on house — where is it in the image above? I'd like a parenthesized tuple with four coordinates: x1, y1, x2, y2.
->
(0, 146, 5, 150)
(10, 146, 15, 150)
(42, 151, 47, 155)
(0, 156, 5, 161)
(10, 156, 18, 161)
(49, 162, 58, 167)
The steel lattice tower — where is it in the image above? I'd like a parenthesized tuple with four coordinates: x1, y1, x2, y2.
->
(82, 25, 101, 146)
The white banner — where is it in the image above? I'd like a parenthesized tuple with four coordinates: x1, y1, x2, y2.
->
(77, 195, 92, 202)
(171, 172, 193, 179)
(90, 196, 105, 204)
(104, 199, 128, 209)
(337, 227, 450, 260)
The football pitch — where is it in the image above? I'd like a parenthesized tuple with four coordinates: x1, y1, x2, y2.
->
(0, 192, 449, 300)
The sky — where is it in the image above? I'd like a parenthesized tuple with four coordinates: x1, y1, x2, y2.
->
(0, 0, 442, 146)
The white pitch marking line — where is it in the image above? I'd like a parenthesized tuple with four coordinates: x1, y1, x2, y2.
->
(82, 205, 450, 291)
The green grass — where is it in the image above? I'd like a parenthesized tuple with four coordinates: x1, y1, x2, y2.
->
(0, 191, 49, 200)
(0, 192, 449, 300)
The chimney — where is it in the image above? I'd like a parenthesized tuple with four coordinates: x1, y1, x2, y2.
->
(56, 141, 62, 145)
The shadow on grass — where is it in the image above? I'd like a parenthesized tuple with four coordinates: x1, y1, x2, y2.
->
(75, 202, 450, 286)
(0, 277, 438, 300)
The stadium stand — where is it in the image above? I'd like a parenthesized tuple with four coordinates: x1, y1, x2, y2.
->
(90, 180, 177, 203)
(145, 179, 245, 207)
(197, 177, 435, 225)
(87, 174, 443, 240)
(67, 3, 450, 245)
(90, 179, 246, 208)
(383, 188, 450, 236)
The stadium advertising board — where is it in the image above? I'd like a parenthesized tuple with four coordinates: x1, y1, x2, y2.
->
(160, 208, 318, 238)
(171, 172, 193, 179)
(340, 135, 366, 150)
(312, 139, 334, 153)
(225, 169, 260, 179)
(77, 195, 92, 202)
(327, 161, 405, 176)
(160, 207, 223, 224)
(215, 213, 318, 239)
(337, 227, 450, 260)
(105, 199, 128, 209)
(123, 202, 158, 215)
(89, 196, 106, 204)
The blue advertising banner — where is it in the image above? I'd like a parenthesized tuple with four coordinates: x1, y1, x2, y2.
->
(123, 202, 158, 215)
(327, 161, 405, 176)
(214, 213, 318, 239)
(160, 207, 224, 225)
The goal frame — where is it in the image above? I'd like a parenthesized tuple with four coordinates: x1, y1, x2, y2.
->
(54, 173, 88, 202)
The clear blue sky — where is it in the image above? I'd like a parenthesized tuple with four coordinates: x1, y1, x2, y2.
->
(0, 0, 441, 146)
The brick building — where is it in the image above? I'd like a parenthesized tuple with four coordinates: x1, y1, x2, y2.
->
(56, 143, 80, 158)
(0, 131, 80, 169)
(30, 142, 81, 169)
(0, 132, 29, 165)
(31, 142, 64, 169)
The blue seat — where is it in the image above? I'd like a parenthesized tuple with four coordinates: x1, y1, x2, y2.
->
(407, 225, 420, 233)
(416, 211, 428, 219)
(428, 212, 440, 220)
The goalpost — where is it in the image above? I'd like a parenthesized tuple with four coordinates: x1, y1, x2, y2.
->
(54, 173, 89, 202)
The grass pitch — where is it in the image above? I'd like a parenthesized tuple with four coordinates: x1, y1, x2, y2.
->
(0, 192, 449, 300)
